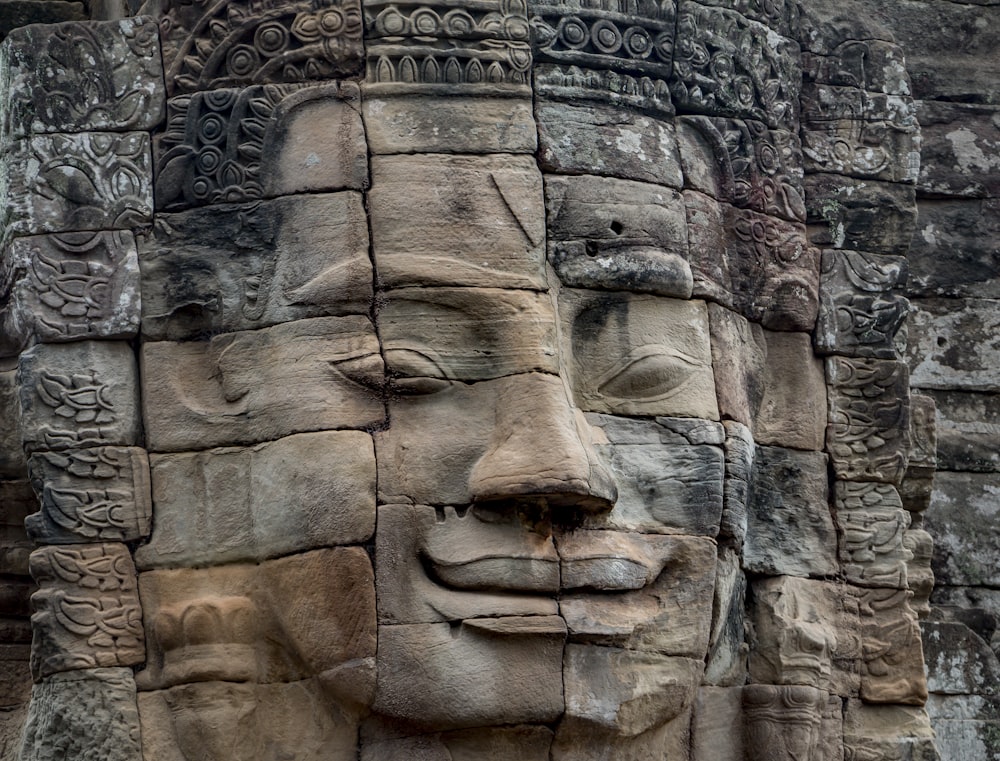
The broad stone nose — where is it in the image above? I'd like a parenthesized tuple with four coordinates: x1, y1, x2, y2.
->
(467, 372, 617, 515)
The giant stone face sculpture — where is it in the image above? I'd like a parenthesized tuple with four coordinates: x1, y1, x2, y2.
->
(0, 1, 939, 760)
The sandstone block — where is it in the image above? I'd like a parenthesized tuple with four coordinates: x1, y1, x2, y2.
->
(904, 527, 933, 618)
(815, 249, 910, 360)
(545, 174, 691, 297)
(906, 297, 1000, 392)
(0, 18, 164, 139)
(800, 83, 919, 183)
(18, 341, 140, 453)
(559, 290, 717, 419)
(537, 102, 683, 189)
(26, 446, 151, 544)
(842, 699, 938, 761)
(20, 667, 142, 761)
(553, 645, 701, 759)
(685, 191, 820, 331)
(529, 0, 675, 117)
(156, 0, 363, 95)
(676, 116, 805, 222)
(826, 356, 911, 483)
(708, 305, 766, 429)
(137, 547, 375, 689)
(924, 472, 1000, 588)
(140, 193, 371, 340)
(374, 619, 566, 729)
(375, 503, 559, 625)
(671, 2, 799, 130)
(743, 685, 826, 761)
(750, 576, 861, 696)
(584, 414, 725, 536)
(376, 373, 615, 510)
(745, 446, 837, 578)
(856, 586, 927, 705)
(558, 531, 716, 657)
(834, 482, 911, 589)
(691, 686, 742, 761)
(154, 82, 367, 210)
(756, 330, 827, 451)
(703, 547, 748, 687)
(721, 421, 754, 546)
(805, 174, 916, 256)
(361, 724, 553, 761)
(29, 543, 144, 680)
(916, 101, 1000, 199)
(138, 678, 362, 761)
(136, 431, 375, 569)
(1, 132, 152, 236)
(380, 287, 557, 384)
(0, 232, 140, 358)
(363, 95, 537, 154)
(141, 316, 384, 451)
(369, 154, 545, 289)
(907, 198, 1000, 299)
(924, 389, 999, 474)
(922, 621, 1000, 698)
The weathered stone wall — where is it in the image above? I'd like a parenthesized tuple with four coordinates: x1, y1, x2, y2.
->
(860, 1, 1000, 758)
(1, 0, 988, 759)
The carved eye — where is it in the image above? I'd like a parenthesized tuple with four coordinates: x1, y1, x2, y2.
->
(595, 345, 697, 402)
(384, 348, 453, 395)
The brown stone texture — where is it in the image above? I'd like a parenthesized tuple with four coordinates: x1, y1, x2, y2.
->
(29, 543, 145, 680)
(18, 341, 141, 453)
(369, 153, 545, 289)
(136, 547, 375, 690)
(139, 192, 372, 340)
(136, 431, 376, 568)
(0, 0, 965, 756)
(141, 316, 385, 451)
(154, 82, 367, 210)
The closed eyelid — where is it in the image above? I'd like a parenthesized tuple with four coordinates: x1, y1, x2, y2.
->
(594, 345, 699, 402)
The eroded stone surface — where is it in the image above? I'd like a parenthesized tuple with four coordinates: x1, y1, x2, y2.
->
(20, 667, 143, 761)
(29, 543, 144, 680)
(0, 18, 164, 139)
(142, 317, 385, 451)
(139, 193, 371, 340)
(136, 431, 375, 568)
(18, 341, 140, 454)
(154, 82, 367, 210)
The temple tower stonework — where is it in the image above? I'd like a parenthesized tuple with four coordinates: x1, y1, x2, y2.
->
(0, 0, 994, 759)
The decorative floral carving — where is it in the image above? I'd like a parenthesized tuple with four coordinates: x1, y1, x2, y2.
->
(157, 0, 363, 94)
(29, 543, 145, 680)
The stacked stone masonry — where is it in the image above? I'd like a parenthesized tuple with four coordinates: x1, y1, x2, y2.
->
(0, 0, 994, 759)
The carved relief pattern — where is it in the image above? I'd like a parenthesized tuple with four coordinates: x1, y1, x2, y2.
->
(742, 684, 825, 761)
(529, 0, 675, 113)
(670, 1, 799, 129)
(815, 250, 910, 360)
(157, 0, 364, 94)
(835, 482, 912, 589)
(854, 586, 927, 705)
(1, 18, 164, 139)
(26, 447, 152, 544)
(155, 82, 361, 209)
(679, 116, 805, 222)
(3, 132, 153, 236)
(826, 357, 911, 484)
(0, 232, 140, 357)
(28, 543, 145, 680)
(365, 0, 532, 93)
